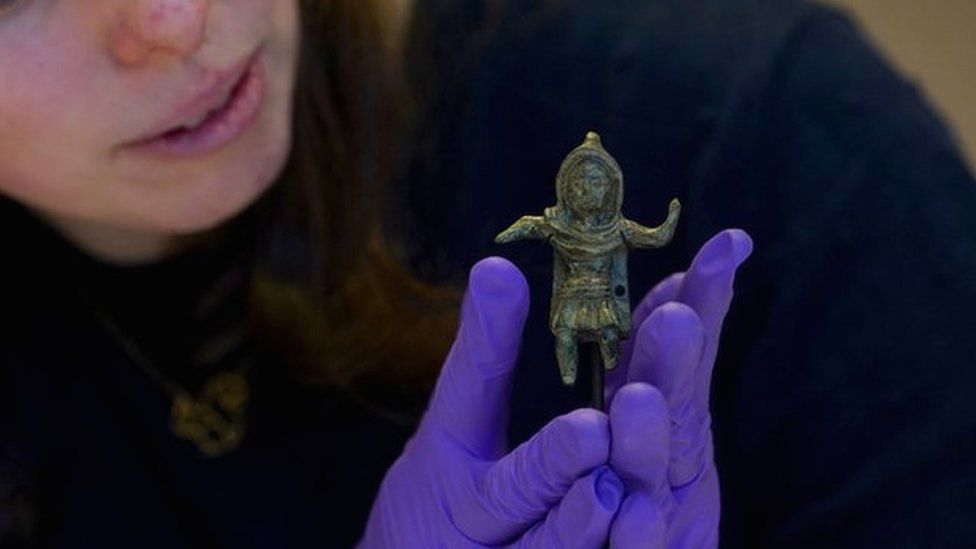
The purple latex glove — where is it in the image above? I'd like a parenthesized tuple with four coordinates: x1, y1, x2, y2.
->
(606, 229, 753, 548)
(360, 257, 641, 548)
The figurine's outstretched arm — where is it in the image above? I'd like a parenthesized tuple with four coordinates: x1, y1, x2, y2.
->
(622, 198, 681, 249)
(495, 215, 550, 244)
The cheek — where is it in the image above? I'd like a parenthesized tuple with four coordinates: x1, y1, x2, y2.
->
(0, 31, 101, 160)
(2, 90, 61, 190)
(0, 18, 94, 125)
(0, 62, 103, 207)
(0, 13, 122, 209)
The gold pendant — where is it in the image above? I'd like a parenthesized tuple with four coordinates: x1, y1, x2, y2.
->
(169, 371, 249, 458)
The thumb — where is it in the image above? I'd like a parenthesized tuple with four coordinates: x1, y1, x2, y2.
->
(609, 383, 674, 548)
(424, 257, 530, 459)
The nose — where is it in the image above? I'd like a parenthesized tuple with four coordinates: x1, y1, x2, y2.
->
(110, 0, 209, 66)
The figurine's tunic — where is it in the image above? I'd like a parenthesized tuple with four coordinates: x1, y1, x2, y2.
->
(544, 210, 627, 336)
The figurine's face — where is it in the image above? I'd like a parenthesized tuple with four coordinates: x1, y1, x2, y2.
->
(567, 161, 614, 218)
(0, 0, 298, 244)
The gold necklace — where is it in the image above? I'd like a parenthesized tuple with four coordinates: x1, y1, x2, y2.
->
(79, 291, 251, 458)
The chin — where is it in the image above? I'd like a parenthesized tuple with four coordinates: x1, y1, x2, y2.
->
(172, 178, 278, 236)
(144, 168, 278, 238)
(168, 137, 291, 235)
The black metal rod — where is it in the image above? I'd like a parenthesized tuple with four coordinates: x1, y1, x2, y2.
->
(590, 344, 604, 411)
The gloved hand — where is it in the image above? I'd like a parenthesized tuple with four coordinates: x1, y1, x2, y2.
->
(361, 257, 664, 548)
(606, 228, 753, 548)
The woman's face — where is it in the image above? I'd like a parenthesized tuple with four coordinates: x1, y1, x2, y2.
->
(0, 0, 299, 247)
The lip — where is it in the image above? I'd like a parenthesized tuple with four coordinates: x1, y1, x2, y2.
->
(123, 50, 266, 158)
(131, 46, 263, 143)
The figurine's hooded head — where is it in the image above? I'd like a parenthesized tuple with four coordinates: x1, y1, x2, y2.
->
(553, 132, 624, 230)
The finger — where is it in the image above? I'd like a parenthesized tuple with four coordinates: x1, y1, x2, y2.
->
(610, 494, 666, 549)
(607, 272, 685, 403)
(668, 442, 720, 548)
(675, 229, 752, 413)
(454, 409, 610, 544)
(512, 466, 623, 549)
(425, 256, 530, 459)
(630, 303, 707, 488)
(609, 384, 673, 547)
(609, 382, 672, 498)
(632, 272, 686, 335)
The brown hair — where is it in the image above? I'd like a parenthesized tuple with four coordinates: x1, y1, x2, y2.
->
(237, 0, 459, 409)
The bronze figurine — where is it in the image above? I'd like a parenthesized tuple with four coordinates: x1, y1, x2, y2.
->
(496, 132, 680, 392)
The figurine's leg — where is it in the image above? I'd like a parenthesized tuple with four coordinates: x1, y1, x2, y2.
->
(554, 329, 578, 385)
(599, 328, 620, 370)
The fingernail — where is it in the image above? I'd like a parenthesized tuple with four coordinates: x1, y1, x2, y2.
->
(593, 466, 624, 511)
